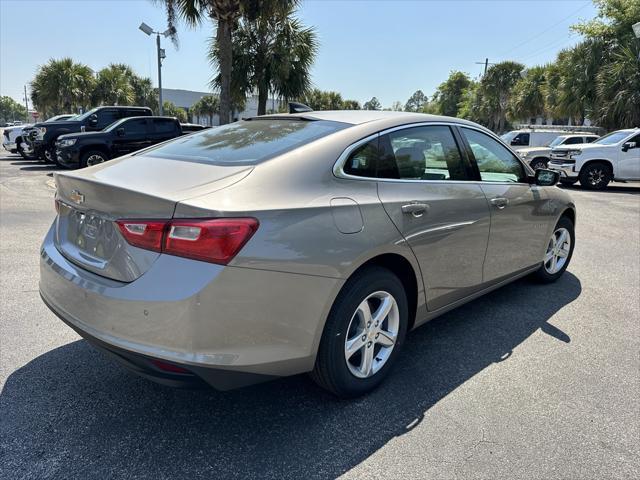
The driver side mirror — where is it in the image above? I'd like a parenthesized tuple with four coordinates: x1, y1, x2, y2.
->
(88, 114, 98, 127)
(622, 141, 636, 152)
(116, 127, 125, 137)
(533, 169, 560, 187)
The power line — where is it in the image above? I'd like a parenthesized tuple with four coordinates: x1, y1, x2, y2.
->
(475, 58, 497, 76)
(498, 2, 590, 58)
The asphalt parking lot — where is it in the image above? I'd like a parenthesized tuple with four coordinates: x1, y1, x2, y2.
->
(0, 147, 638, 480)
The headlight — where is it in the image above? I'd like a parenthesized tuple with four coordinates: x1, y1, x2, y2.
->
(519, 151, 529, 158)
(568, 149, 582, 159)
(57, 138, 76, 148)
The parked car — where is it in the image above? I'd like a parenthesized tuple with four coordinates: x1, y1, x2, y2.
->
(56, 116, 183, 168)
(40, 110, 576, 398)
(10, 114, 76, 159)
(501, 129, 595, 151)
(25, 106, 152, 163)
(3, 124, 30, 154)
(549, 128, 640, 189)
(517, 134, 599, 170)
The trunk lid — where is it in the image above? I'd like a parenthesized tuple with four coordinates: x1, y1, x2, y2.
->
(54, 155, 253, 282)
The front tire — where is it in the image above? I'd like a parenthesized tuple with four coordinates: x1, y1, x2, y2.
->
(532, 216, 575, 283)
(311, 266, 408, 398)
(579, 162, 611, 190)
(80, 150, 108, 168)
(529, 158, 548, 170)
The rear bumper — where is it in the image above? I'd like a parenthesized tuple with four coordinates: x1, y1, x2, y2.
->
(39, 223, 341, 389)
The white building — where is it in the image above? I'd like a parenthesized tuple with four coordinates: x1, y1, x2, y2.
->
(162, 88, 284, 126)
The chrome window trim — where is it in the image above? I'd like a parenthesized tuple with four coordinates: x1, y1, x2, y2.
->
(332, 121, 532, 186)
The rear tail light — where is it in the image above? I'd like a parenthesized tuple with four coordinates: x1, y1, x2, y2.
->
(115, 218, 258, 265)
(151, 359, 191, 374)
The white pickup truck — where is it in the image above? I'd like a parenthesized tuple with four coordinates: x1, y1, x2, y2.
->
(548, 128, 640, 190)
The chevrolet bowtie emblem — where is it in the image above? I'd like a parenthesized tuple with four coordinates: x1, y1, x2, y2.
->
(70, 190, 85, 204)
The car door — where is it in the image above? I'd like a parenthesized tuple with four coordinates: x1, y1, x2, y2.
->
(112, 118, 150, 158)
(375, 124, 491, 311)
(459, 126, 553, 283)
(618, 134, 640, 179)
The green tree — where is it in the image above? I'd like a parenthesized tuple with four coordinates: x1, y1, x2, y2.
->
(404, 90, 428, 112)
(94, 64, 135, 105)
(298, 89, 344, 110)
(191, 94, 220, 125)
(162, 101, 188, 122)
(432, 71, 471, 117)
(479, 61, 524, 132)
(508, 66, 547, 122)
(0, 96, 27, 123)
(363, 97, 381, 110)
(572, 0, 640, 45)
(342, 99, 361, 110)
(30, 58, 95, 116)
(130, 75, 157, 111)
(596, 43, 640, 129)
(209, 0, 317, 116)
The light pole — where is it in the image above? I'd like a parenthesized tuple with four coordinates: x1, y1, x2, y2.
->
(139, 22, 174, 115)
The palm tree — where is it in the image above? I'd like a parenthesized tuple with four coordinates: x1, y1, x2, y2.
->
(479, 61, 524, 132)
(94, 64, 135, 105)
(155, 0, 251, 125)
(191, 95, 220, 125)
(130, 76, 158, 111)
(30, 58, 95, 116)
(596, 43, 640, 129)
(209, 0, 316, 115)
(432, 72, 471, 117)
(508, 66, 547, 122)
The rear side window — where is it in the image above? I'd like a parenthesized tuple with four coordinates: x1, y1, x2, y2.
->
(343, 138, 379, 178)
(96, 109, 120, 129)
(379, 125, 469, 181)
(563, 137, 583, 145)
(510, 132, 530, 146)
(144, 119, 348, 164)
(122, 118, 148, 135)
(153, 118, 177, 134)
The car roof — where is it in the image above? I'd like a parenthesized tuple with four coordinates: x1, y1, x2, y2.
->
(257, 110, 480, 128)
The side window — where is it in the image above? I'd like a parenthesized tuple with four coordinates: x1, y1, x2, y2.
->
(461, 128, 526, 183)
(126, 109, 147, 118)
(153, 119, 178, 134)
(627, 134, 640, 148)
(511, 132, 530, 146)
(378, 125, 468, 181)
(343, 138, 379, 178)
(121, 119, 148, 135)
(564, 137, 583, 145)
(585, 136, 597, 143)
(96, 110, 120, 129)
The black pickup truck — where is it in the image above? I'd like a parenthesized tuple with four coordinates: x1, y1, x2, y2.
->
(55, 116, 185, 168)
(26, 106, 152, 163)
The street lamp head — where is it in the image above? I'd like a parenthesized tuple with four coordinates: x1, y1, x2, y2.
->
(139, 22, 154, 36)
(633, 21, 640, 39)
(162, 26, 176, 38)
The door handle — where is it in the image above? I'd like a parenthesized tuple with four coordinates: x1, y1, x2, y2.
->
(401, 202, 429, 217)
(490, 197, 509, 209)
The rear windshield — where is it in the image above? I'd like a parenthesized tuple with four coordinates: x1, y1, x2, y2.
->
(142, 119, 349, 165)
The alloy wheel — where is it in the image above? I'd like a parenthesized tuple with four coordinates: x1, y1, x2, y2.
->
(86, 154, 106, 166)
(587, 168, 605, 186)
(544, 227, 571, 274)
(344, 290, 399, 379)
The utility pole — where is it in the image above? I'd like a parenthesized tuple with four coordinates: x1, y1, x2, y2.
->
(475, 58, 496, 77)
(156, 33, 164, 115)
(23, 85, 29, 122)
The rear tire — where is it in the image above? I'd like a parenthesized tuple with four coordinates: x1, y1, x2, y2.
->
(80, 150, 108, 168)
(311, 266, 408, 398)
(579, 162, 611, 190)
(532, 216, 574, 283)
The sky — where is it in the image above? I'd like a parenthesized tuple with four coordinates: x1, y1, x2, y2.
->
(0, 0, 598, 109)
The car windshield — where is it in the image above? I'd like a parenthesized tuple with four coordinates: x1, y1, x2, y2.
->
(46, 114, 75, 122)
(73, 108, 99, 122)
(594, 131, 632, 145)
(142, 119, 350, 165)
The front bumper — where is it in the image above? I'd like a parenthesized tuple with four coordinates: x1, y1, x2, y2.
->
(3, 141, 17, 152)
(39, 223, 341, 390)
(548, 161, 578, 180)
(55, 146, 80, 168)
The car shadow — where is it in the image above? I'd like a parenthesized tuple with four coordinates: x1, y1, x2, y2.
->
(560, 183, 640, 195)
(1, 273, 581, 479)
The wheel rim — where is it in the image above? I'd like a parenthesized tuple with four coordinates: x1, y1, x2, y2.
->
(86, 154, 105, 166)
(544, 227, 571, 274)
(44, 149, 52, 161)
(344, 291, 399, 379)
(587, 168, 605, 186)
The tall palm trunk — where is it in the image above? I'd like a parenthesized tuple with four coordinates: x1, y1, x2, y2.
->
(216, 19, 233, 125)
